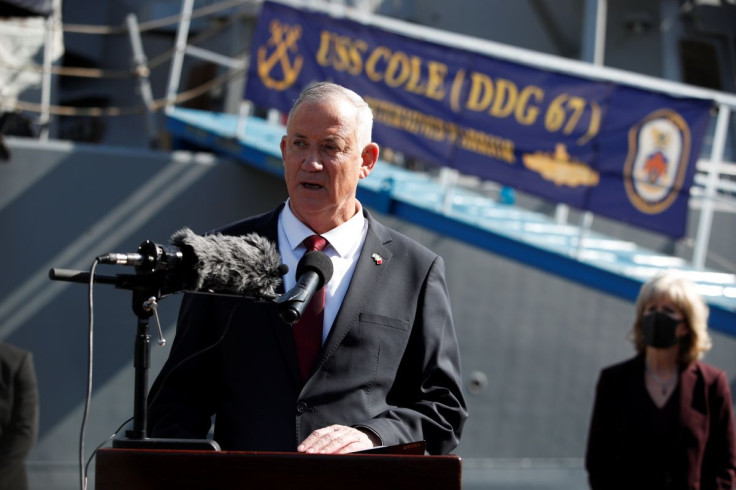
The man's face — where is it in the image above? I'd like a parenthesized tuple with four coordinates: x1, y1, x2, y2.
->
(280, 99, 377, 233)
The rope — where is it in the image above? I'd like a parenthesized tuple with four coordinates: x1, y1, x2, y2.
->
(0, 0, 253, 116)
(151, 65, 245, 111)
(62, 0, 257, 35)
(7, 66, 245, 116)
(0, 6, 253, 78)
(147, 12, 249, 70)
(0, 63, 132, 79)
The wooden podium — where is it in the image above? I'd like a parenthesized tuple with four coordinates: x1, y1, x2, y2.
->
(95, 446, 462, 489)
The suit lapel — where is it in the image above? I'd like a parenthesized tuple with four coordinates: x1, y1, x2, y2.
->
(317, 212, 393, 366)
(678, 362, 707, 436)
(271, 307, 303, 386)
(680, 362, 696, 402)
(238, 205, 303, 386)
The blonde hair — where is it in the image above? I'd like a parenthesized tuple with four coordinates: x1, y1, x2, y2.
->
(631, 271, 712, 365)
(286, 81, 374, 148)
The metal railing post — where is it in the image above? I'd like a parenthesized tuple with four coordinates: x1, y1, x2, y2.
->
(692, 103, 730, 269)
(126, 14, 158, 147)
(558, 0, 607, 228)
(236, 100, 252, 140)
(39, 15, 55, 140)
(164, 0, 195, 113)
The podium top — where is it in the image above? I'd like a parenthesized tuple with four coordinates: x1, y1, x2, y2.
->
(356, 440, 426, 455)
(95, 447, 461, 490)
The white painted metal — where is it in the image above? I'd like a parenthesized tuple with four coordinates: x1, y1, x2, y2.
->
(693, 105, 731, 268)
(126, 14, 158, 145)
(164, 0, 196, 113)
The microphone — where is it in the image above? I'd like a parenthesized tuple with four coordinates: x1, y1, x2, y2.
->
(169, 227, 286, 298)
(95, 227, 286, 299)
(276, 250, 333, 324)
(97, 243, 183, 270)
(97, 253, 147, 266)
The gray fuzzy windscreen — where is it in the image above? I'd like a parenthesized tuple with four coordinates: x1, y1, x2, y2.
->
(170, 227, 283, 297)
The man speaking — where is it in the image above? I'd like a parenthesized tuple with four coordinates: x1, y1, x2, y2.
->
(148, 81, 467, 455)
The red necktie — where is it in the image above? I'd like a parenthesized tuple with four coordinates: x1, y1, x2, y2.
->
(293, 235, 328, 381)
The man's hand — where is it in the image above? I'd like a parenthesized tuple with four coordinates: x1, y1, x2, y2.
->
(297, 425, 380, 454)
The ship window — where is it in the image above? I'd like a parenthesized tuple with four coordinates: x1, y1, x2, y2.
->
(679, 39, 722, 91)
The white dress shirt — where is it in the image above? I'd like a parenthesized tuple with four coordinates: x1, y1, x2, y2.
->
(278, 199, 368, 343)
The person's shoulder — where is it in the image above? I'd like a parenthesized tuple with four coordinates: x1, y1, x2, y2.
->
(0, 342, 31, 367)
(688, 362, 734, 403)
(0, 342, 29, 357)
(367, 212, 437, 260)
(690, 360, 728, 385)
(209, 205, 283, 236)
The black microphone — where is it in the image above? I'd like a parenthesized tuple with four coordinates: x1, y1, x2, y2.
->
(276, 250, 333, 324)
(97, 242, 183, 271)
(95, 227, 286, 299)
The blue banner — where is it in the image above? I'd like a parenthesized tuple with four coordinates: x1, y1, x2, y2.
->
(245, 1, 712, 237)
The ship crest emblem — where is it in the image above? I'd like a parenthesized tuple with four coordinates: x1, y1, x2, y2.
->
(624, 109, 692, 214)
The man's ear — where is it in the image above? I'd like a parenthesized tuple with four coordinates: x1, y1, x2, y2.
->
(359, 143, 379, 179)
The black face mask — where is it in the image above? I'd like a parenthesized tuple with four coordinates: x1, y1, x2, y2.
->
(641, 312, 681, 348)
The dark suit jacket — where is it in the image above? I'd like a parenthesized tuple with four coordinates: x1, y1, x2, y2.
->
(0, 343, 39, 490)
(585, 355, 736, 489)
(148, 205, 467, 454)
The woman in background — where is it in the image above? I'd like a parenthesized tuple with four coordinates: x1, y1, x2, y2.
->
(0, 342, 39, 490)
(585, 271, 736, 489)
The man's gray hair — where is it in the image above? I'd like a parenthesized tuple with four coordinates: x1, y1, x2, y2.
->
(287, 81, 373, 147)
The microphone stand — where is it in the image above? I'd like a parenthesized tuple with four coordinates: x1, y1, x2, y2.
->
(49, 265, 220, 451)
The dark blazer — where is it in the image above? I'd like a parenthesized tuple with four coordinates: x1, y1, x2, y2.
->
(148, 205, 467, 454)
(0, 343, 39, 490)
(585, 355, 736, 490)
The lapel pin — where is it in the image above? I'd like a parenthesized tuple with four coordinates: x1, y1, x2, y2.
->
(371, 253, 383, 265)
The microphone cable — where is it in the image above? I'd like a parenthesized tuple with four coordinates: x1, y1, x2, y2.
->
(144, 297, 245, 414)
(79, 258, 99, 490)
(84, 415, 134, 485)
(75, 246, 269, 490)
